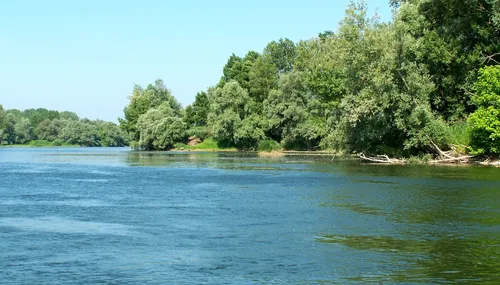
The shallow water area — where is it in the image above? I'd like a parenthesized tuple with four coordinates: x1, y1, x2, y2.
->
(1, 147, 500, 284)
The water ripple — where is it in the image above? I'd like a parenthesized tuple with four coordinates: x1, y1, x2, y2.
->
(0, 217, 137, 236)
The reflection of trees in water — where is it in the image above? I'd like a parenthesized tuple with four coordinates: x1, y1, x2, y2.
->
(125, 152, 228, 166)
(316, 233, 500, 283)
(419, 234, 500, 284)
(317, 165, 500, 284)
(124, 152, 337, 170)
(399, 174, 500, 283)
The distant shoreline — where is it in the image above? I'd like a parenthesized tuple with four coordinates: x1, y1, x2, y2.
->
(2, 145, 498, 167)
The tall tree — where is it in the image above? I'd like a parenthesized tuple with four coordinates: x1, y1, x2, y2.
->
(208, 81, 263, 148)
(0, 104, 5, 130)
(59, 111, 79, 121)
(14, 117, 33, 144)
(2, 113, 16, 145)
(220, 51, 260, 91)
(184, 91, 209, 127)
(263, 38, 297, 75)
(249, 55, 278, 102)
(467, 66, 500, 154)
(0, 105, 7, 144)
(136, 103, 185, 150)
(393, 0, 500, 119)
(120, 79, 182, 142)
(22, 108, 60, 127)
(322, 1, 447, 155)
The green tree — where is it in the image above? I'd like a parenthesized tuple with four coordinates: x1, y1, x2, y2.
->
(36, 119, 61, 141)
(22, 108, 60, 127)
(14, 117, 33, 144)
(120, 79, 182, 143)
(59, 111, 79, 121)
(0, 104, 5, 129)
(59, 120, 99, 147)
(219, 51, 260, 90)
(467, 66, 500, 154)
(136, 104, 185, 150)
(6, 109, 22, 118)
(263, 38, 297, 75)
(248, 55, 278, 102)
(0, 105, 5, 144)
(393, 0, 500, 119)
(323, 1, 447, 155)
(184, 91, 209, 127)
(1, 113, 16, 144)
(208, 81, 263, 148)
(95, 121, 128, 147)
(263, 71, 309, 143)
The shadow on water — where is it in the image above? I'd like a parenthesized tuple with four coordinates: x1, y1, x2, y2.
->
(124, 151, 338, 171)
(316, 161, 500, 284)
(316, 233, 500, 284)
(320, 202, 384, 215)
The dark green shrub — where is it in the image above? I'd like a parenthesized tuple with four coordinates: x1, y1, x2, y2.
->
(52, 139, 63, 146)
(258, 139, 281, 152)
(467, 66, 500, 154)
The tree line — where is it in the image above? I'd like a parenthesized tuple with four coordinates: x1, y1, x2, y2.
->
(0, 106, 128, 147)
(120, 0, 498, 156)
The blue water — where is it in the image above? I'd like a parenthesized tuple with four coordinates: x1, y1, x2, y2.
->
(1, 147, 500, 284)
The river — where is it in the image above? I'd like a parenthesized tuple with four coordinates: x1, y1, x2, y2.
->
(0, 147, 499, 284)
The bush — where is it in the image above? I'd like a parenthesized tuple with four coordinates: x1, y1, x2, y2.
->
(29, 140, 52, 147)
(52, 139, 63, 146)
(258, 139, 282, 152)
(445, 121, 470, 146)
(406, 153, 432, 164)
(467, 66, 500, 154)
(175, 142, 187, 149)
(185, 126, 209, 140)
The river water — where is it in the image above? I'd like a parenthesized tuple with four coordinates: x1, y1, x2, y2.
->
(0, 147, 499, 284)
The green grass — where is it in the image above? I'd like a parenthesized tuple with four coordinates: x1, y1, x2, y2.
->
(447, 121, 470, 146)
(175, 137, 237, 151)
(29, 140, 54, 147)
(0, 140, 79, 147)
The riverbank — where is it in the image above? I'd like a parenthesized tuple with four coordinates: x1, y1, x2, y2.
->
(0, 139, 132, 148)
(172, 137, 500, 166)
(0, 142, 79, 148)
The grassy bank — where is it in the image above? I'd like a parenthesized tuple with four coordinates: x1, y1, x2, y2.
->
(174, 137, 237, 152)
(0, 140, 79, 148)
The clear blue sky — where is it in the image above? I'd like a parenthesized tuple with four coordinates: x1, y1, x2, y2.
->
(0, 0, 390, 122)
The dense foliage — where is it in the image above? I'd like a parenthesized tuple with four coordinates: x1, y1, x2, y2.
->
(468, 66, 500, 154)
(0, 106, 127, 147)
(121, 0, 499, 155)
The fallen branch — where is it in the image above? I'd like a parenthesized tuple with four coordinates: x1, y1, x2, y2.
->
(429, 139, 474, 163)
(479, 158, 500, 167)
(429, 140, 454, 159)
(359, 153, 405, 164)
(482, 52, 500, 64)
(430, 155, 472, 164)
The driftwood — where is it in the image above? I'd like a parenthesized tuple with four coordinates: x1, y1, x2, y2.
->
(429, 140, 473, 164)
(482, 52, 500, 65)
(359, 140, 474, 165)
(479, 158, 500, 167)
(359, 153, 405, 164)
